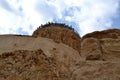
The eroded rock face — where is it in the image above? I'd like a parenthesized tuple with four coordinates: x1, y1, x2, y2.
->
(0, 49, 80, 80)
(71, 61, 120, 80)
(81, 29, 120, 61)
(81, 38, 102, 60)
(0, 24, 120, 80)
(100, 38, 120, 61)
(32, 23, 81, 53)
(77, 29, 120, 80)
(0, 35, 81, 80)
(82, 29, 120, 40)
(0, 49, 59, 80)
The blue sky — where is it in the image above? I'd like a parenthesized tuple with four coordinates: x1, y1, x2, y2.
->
(0, 0, 120, 36)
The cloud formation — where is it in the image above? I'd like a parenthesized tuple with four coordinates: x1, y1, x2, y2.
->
(0, 0, 119, 36)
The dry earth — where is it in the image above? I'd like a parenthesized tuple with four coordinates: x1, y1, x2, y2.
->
(0, 23, 120, 80)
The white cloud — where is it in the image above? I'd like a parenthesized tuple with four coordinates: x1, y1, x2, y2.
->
(0, 0, 119, 36)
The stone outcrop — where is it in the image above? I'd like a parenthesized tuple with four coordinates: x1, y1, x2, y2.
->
(0, 49, 58, 80)
(75, 29, 120, 80)
(81, 29, 120, 61)
(32, 23, 81, 53)
(81, 38, 103, 60)
(82, 29, 120, 40)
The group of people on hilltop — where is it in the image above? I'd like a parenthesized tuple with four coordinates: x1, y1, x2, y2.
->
(38, 22, 74, 30)
(36, 22, 80, 36)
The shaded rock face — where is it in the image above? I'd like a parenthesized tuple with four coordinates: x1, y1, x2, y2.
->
(32, 23, 81, 53)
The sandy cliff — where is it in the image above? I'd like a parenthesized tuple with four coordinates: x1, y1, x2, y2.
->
(0, 23, 120, 80)
(0, 35, 81, 80)
(32, 23, 81, 53)
(78, 29, 120, 80)
(81, 29, 120, 61)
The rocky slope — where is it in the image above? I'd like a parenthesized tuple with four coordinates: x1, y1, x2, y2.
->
(0, 23, 120, 80)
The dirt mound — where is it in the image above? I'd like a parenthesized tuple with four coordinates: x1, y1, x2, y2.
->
(82, 29, 120, 40)
(32, 22, 81, 53)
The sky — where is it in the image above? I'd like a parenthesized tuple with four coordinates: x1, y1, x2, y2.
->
(0, 0, 120, 36)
